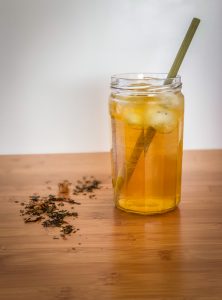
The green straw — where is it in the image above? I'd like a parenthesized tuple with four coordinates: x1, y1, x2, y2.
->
(165, 17, 200, 84)
(114, 17, 201, 197)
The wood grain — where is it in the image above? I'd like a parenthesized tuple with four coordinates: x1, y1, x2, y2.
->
(0, 150, 222, 300)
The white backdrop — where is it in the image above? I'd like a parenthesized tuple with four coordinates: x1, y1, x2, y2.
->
(0, 0, 221, 154)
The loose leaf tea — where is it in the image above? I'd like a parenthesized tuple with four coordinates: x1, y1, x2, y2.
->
(73, 176, 101, 195)
(58, 180, 72, 194)
(16, 177, 101, 240)
(20, 194, 79, 238)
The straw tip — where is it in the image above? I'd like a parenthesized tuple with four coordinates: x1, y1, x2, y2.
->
(193, 17, 201, 24)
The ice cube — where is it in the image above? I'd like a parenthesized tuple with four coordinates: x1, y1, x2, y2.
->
(145, 106, 177, 133)
(109, 101, 126, 119)
(123, 107, 144, 126)
(159, 92, 180, 109)
(116, 103, 124, 115)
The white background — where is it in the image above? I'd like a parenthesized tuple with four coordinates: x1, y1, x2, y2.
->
(0, 0, 221, 154)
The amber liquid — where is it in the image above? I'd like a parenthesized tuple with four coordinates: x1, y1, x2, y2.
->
(110, 93, 184, 214)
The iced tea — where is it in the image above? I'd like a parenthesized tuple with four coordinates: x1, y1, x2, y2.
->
(109, 74, 184, 214)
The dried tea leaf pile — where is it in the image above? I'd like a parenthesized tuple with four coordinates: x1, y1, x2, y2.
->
(20, 194, 79, 238)
(17, 177, 101, 239)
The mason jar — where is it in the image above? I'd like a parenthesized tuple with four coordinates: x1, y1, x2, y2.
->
(109, 73, 184, 214)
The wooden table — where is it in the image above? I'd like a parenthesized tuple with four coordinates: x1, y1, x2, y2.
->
(0, 150, 222, 300)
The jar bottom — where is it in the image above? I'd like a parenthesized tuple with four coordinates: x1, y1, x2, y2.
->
(115, 197, 181, 215)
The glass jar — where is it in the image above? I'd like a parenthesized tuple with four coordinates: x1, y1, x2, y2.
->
(109, 73, 184, 214)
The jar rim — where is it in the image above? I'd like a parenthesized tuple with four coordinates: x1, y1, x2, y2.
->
(111, 73, 182, 93)
(111, 73, 180, 80)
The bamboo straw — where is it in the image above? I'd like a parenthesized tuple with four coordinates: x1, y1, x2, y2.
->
(114, 18, 200, 197)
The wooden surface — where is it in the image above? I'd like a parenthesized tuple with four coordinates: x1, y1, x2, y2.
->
(0, 150, 222, 300)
